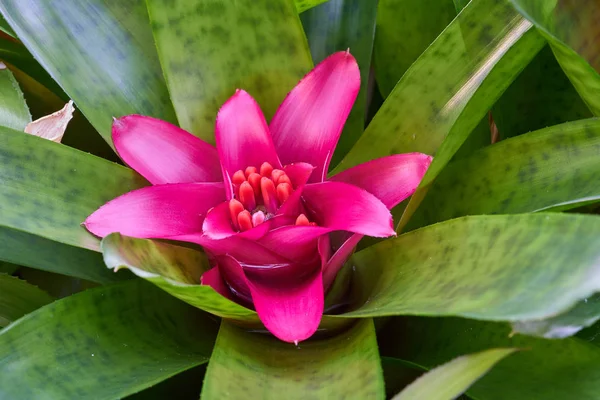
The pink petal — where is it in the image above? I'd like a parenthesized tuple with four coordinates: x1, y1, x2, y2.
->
(216, 89, 281, 198)
(277, 162, 315, 217)
(270, 52, 360, 183)
(259, 225, 330, 261)
(113, 115, 221, 184)
(301, 182, 396, 237)
(323, 233, 363, 291)
(84, 183, 225, 238)
(202, 202, 272, 241)
(329, 153, 432, 208)
(200, 266, 234, 300)
(219, 255, 324, 343)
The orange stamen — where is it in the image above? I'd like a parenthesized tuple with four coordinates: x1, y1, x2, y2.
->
(271, 169, 285, 184)
(277, 174, 292, 186)
(247, 172, 262, 197)
(229, 199, 244, 229)
(295, 214, 310, 226)
(276, 182, 292, 204)
(232, 170, 246, 184)
(260, 177, 278, 213)
(245, 166, 257, 178)
(260, 162, 274, 177)
(239, 181, 256, 210)
(237, 210, 253, 231)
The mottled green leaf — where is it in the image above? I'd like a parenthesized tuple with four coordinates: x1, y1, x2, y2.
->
(374, 0, 456, 97)
(493, 45, 592, 139)
(301, 0, 377, 165)
(381, 317, 600, 400)
(0, 0, 177, 144)
(393, 348, 516, 400)
(0, 280, 218, 399)
(510, 0, 600, 115)
(340, 214, 600, 332)
(202, 319, 384, 399)
(295, 0, 330, 13)
(101, 233, 258, 323)
(0, 273, 53, 327)
(146, 0, 312, 143)
(409, 118, 600, 228)
(0, 63, 30, 130)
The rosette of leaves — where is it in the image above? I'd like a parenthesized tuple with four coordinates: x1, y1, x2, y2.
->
(1, 0, 600, 398)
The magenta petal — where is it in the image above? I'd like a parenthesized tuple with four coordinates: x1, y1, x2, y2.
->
(302, 182, 396, 237)
(330, 153, 432, 208)
(200, 266, 234, 300)
(113, 115, 221, 184)
(216, 90, 281, 190)
(323, 233, 363, 291)
(259, 226, 331, 261)
(270, 52, 360, 183)
(277, 162, 314, 217)
(84, 183, 225, 238)
(220, 256, 324, 343)
(202, 202, 272, 241)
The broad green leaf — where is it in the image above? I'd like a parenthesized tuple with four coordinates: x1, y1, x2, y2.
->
(512, 294, 600, 339)
(380, 317, 600, 400)
(381, 357, 423, 399)
(409, 118, 600, 228)
(125, 365, 206, 400)
(0, 280, 218, 399)
(492, 45, 592, 139)
(393, 348, 516, 400)
(0, 262, 18, 275)
(101, 233, 258, 323)
(0, 0, 177, 144)
(301, 0, 378, 165)
(340, 213, 600, 333)
(146, 0, 312, 143)
(0, 63, 30, 130)
(374, 0, 456, 97)
(0, 14, 16, 38)
(202, 319, 384, 399)
(0, 273, 53, 327)
(510, 0, 600, 115)
(295, 0, 330, 13)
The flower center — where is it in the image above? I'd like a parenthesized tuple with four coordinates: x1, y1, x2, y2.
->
(228, 161, 314, 232)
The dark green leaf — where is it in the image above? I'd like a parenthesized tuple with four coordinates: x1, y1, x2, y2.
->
(510, 0, 600, 115)
(409, 118, 600, 228)
(301, 0, 378, 164)
(0, 14, 16, 38)
(381, 357, 423, 399)
(0, 63, 30, 130)
(202, 319, 384, 399)
(0, 280, 218, 399)
(0, 0, 177, 144)
(101, 233, 258, 323)
(295, 0, 330, 13)
(0, 262, 18, 275)
(392, 348, 516, 400)
(340, 214, 600, 334)
(380, 317, 600, 400)
(146, 0, 312, 143)
(0, 273, 53, 327)
(373, 0, 456, 97)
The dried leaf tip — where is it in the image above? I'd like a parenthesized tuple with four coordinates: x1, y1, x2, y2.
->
(24, 100, 75, 143)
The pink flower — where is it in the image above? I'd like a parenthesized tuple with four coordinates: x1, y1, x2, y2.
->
(85, 52, 432, 344)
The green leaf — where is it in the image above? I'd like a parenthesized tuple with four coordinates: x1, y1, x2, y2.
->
(0, 280, 218, 399)
(202, 319, 384, 399)
(373, 0, 456, 97)
(392, 348, 516, 400)
(0, 0, 177, 144)
(0, 13, 16, 38)
(380, 317, 600, 400)
(0, 262, 18, 275)
(408, 118, 600, 229)
(381, 357, 423, 399)
(0, 126, 146, 281)
(300, 0, 378, 164)
(0, 273, 53, 328)
(0, 63, 30, 130)
(101, 233, 258, 323)
(146, 0, 312, 144)
(340, 213, 600, 333)
(295, 0, 330, 13)
(334, 0, 545, 230)
(510, 0, 600, 115)
(492, 45, 593, 139)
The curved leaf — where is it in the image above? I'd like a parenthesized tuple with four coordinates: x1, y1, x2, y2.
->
(374, 0, 456, 97)
(0, 63, 30, 130)
(295, 0, 330, 13)
(510, 0, 600, 115)
(101, 233, 258, 323)
(0, 273, 53, 328)
(409, 118, 600, 228)
(0, 0, 177, 144)
(381, 317, 600, 400)
(0, 280, 218, 399)
(202, 319, 384, 399)
(0, 14, 15, 38)
(301, 0, 378, 163)
(392, 348, 516, 400)
(340, 213, 600, 333)
(146, 0, 312, 143)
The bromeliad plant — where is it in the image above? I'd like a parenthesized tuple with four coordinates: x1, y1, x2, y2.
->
(2, 0, 600, 399)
